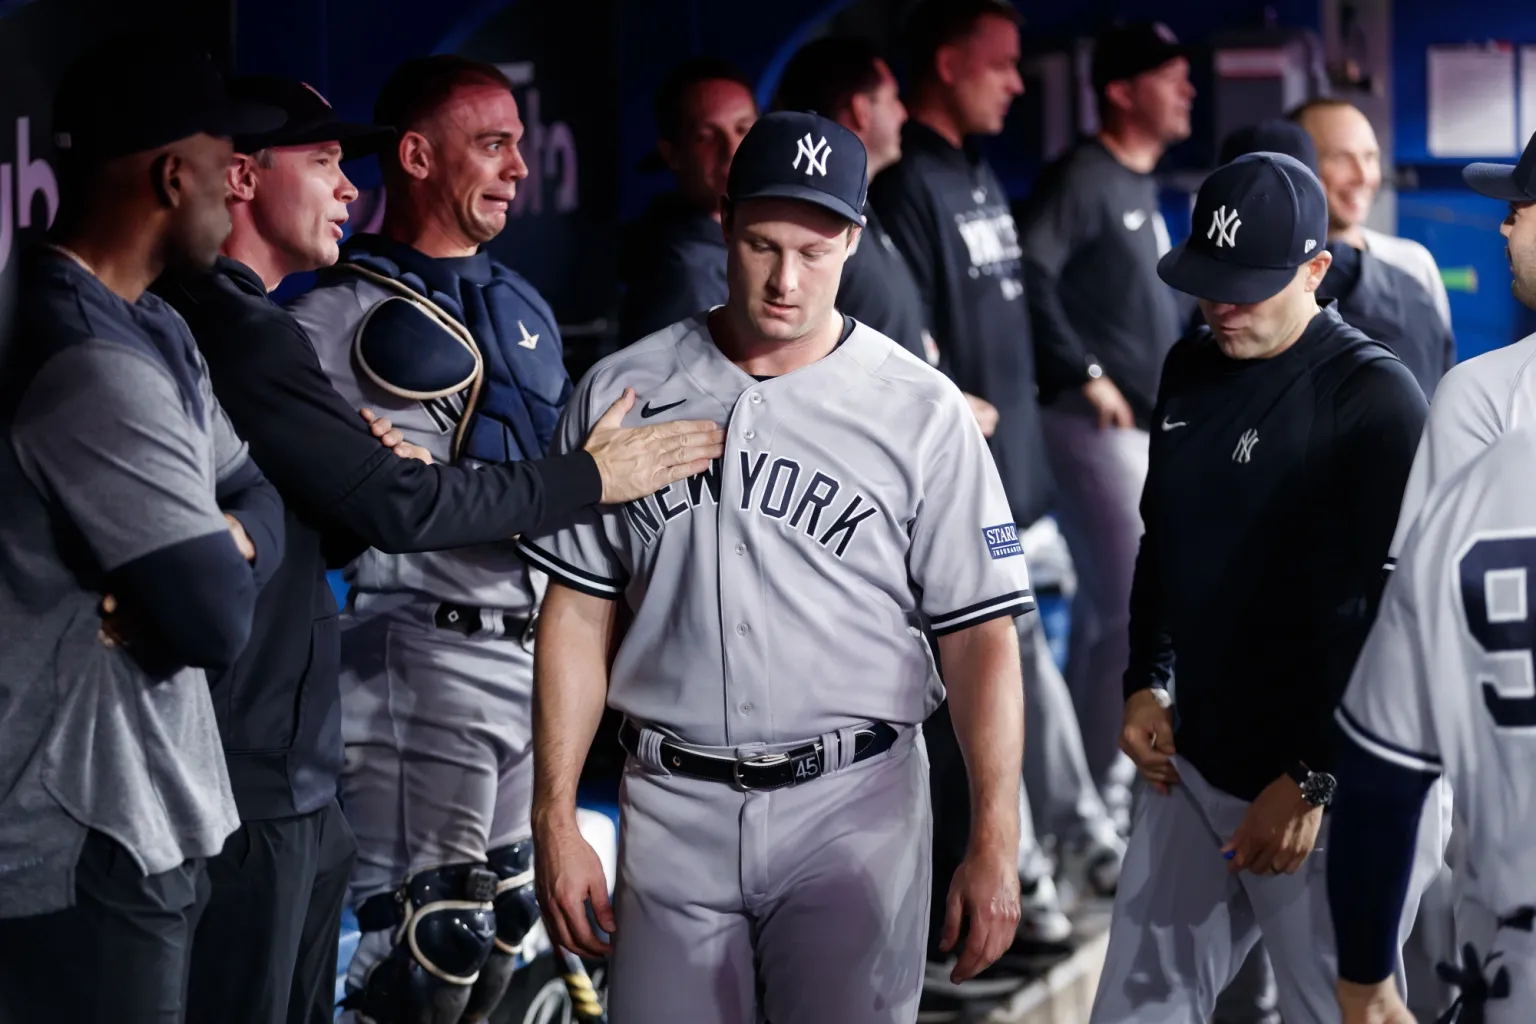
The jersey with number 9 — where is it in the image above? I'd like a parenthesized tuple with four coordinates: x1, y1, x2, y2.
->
(1338, 426, 1536, 914)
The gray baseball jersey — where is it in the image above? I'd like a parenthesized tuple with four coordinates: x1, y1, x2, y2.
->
(289, 277, 537, 613)
(1389, 332, 1536, 559)
(1342, 426, 1536, 923)
(517, 313, 1034, 745)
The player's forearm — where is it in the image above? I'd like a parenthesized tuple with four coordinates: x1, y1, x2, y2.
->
(938, 617, 1024, 851)
(531, 583, 618, 832)
(1327, 736, 1440, 983)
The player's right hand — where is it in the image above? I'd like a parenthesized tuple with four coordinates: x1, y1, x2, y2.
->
(535, 817, 615, 960)
(940, 845, 1021, 983)
(1121, 687, 1180, 793)
(583, 388, 725, 504)
(1336, 978, 1416, 1024)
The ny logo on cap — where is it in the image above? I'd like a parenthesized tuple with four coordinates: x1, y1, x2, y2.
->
(793, 133, 831, 177)
(1208, 205, 1241, 249)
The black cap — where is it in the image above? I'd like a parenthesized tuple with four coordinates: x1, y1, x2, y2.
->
(1219, 118, 1319, 176)
(230, 76, 394, 159)
(52, 32, 284, 163)
(726, 111, 867, 224)
(1092, 21, 1187, 92)
(1158, 152, 1330, 305)
(1464, 132, 1536, 202)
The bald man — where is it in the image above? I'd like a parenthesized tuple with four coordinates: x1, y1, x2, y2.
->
(1292, 99, 1451, 329)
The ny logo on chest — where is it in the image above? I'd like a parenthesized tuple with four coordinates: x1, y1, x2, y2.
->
(624, 450, 879, 557)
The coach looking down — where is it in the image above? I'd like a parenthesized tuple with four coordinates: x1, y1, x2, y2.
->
(0, 35, 286, 1021)
(1090, 154, 1433, 1024)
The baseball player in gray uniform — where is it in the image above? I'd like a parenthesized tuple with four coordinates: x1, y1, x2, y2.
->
(1328, 424, 1536, 1024)
(521, 111, 1034, 1023)
(1372, 131, 1536, 1023)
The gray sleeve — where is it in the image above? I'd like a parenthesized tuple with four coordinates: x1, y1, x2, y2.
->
(908, 387, 1035, 635)
(515, 370, 629, 597)
(13, 342, 230, 571)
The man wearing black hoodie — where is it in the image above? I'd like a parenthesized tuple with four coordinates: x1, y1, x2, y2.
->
(618, 58, 758, 344)
(155, 75, 722, 1024)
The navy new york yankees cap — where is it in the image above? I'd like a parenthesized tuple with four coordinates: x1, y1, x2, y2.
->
(231, 76, 394, 159)
(1157, 152, 1330, 305)
(1464, 130, 1536, 202)
(726, 110, 868, 225)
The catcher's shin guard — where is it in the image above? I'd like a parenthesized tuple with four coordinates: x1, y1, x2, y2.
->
(462, 840, 541, 1020)
(343, 863, 498, 1024)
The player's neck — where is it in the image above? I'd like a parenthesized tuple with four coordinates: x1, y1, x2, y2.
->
(1097, 122, 1165, 174)
(51, 224, 163, 304)
(1331, 223, 1367, 249)
(710, 305, 843, 377)
(381, 202, 479, 260)
(908, 94, 966, 150)
(221, 216, 292, 293)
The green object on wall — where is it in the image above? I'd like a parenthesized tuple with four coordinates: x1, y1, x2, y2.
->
(1441, 267, 1478, 294)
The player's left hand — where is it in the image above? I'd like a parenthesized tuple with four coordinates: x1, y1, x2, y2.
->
(1220, 773, 1322, 875)
(940, 845, 1021, 983)
(361, 407, 434, 465)
(1335, 978, 1415, 1024)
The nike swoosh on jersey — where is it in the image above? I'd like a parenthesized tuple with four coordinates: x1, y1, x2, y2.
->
(641, 399, 686, 418)
(1161, 417, 1188, 431)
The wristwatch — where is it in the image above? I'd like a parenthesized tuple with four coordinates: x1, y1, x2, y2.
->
(1287, 762, 1337, 808)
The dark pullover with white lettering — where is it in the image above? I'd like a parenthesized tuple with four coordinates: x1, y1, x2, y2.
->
(871, 122, 1054, 528)
(1124, 307, 1427, 801)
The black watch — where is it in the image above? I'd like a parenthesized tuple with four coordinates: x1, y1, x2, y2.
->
(1287, 762, 1336, 807)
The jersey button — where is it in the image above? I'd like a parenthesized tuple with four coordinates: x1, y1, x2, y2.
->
(749, 393, 763, 405)
(734, 543, 746, 555)
(743, 429, 756, 440)
(739, 702, 754, 715)
(736, 623, 749, 636)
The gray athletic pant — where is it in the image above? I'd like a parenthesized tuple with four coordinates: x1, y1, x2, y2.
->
(609, 725, 931, 1024)
(1041, 409, 1146, 792)
(337, 598, 535, 906)
(1018, 613, 1118, 846)
(1091, 756, 1446, 1024)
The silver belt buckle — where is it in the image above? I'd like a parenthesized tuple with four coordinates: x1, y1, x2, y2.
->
(520, 607, 539, 653)
(731, 751, 789, 790)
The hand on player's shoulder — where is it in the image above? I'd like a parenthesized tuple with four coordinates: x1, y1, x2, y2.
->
(582, 388, 725, 504)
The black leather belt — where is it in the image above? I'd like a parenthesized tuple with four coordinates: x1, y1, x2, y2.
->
(618, 719, 899, 791)
(435, 602, 534, 645)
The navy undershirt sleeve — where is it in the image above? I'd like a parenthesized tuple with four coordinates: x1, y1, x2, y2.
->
(215, 456, 285, 590)
(1327, 731, 1440, 983)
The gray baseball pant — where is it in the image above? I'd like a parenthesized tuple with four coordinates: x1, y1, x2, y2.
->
(1041, 409, 1147, 793)
(1018, 612, 1118, 846)
(1090, 756, 1446, 1024)
(608, 727, 931, 1024)
(335, 600, 535, 906)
